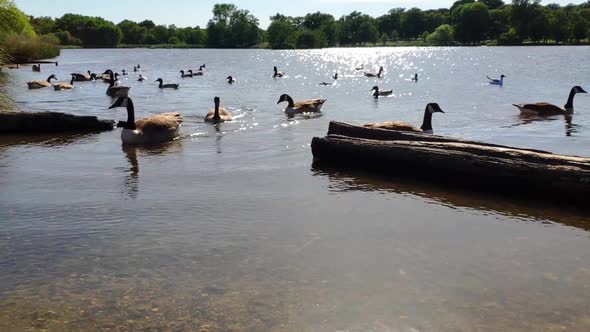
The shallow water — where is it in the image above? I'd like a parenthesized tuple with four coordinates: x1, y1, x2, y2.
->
(1, 47, 590, 331)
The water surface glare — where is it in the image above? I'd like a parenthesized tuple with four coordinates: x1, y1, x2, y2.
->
(1, 47, 590, 331)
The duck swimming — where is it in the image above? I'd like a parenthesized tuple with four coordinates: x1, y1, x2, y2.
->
(364, 66, 384, 78)
(71, 71, 96, 82)
(513, 86, 587, 116)
(227, 76, 236, 84)
(205, 96, 233, 123)
(370, 86, 393, 98)
(487, 74, 506, 86)
(411, 73, 418, 82)
(180, 70, 193, 78)
(32, 64, 41, 72)
(364, 103, 445, 134)
(137, 74, 146, 82)
(277, 94, 326, 116)
(109, 96, 183, 145)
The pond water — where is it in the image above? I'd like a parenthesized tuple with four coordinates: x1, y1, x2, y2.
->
(1, 47, 590, 331)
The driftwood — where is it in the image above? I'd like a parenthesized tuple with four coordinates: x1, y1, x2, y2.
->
(312, 122, 590, 205)
(0, 111, 114, 134)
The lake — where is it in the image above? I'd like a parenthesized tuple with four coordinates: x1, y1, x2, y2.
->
(1, 47, 590, 331)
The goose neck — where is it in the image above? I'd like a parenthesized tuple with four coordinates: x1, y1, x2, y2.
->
(565, 88, 577, 110)
(125, 99, 136, 130)
(420, 107, 433, 132)
(286, 95, 295, 108)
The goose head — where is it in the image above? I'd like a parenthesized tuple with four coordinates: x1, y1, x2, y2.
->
(370, 86, 379, 96)
(122, 69, 126, 74)
(102, 69, 113, 75)
(573, 86, 587, 94)
(180, 70, 185, 74)
(188, 70, 194, 74)
(276, 94, 291, 104)
(109, 96, 132, 109)
(426, 103, 445, 114)
(155, 78, 163, 83)
(48, 74, 57, 81)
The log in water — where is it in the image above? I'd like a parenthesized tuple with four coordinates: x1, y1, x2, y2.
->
(312, 122, 590, 206)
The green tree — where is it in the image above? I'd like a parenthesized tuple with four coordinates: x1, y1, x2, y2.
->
(266, 16, 296, 49)
(30, 16, 55, 35)
(426, 24, 454, 45)
(358, 20, 379, 45)
(400, 8, 426, 39)
(510, 0, 541, 40)
(453, 2, 490, 44)
(0, 0, 36, 36)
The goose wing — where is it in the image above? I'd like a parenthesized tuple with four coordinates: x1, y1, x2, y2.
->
(364, 121, 421, 132)
(513, 102, 564, 114)
(294, 98, 326, 109)
(136, 112, 183, 133)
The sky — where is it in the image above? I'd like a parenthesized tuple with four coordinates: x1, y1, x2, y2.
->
(15, 0, 586, 29)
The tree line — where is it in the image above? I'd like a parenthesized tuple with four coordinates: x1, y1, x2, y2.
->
(20, 0, 590, 49)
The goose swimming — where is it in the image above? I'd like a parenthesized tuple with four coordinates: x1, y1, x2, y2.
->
(273, 66, 285, 78)
(155, 78, 179, 89)
(364, 66, 384, 78)
(104, 70, 130, 97)
(27, 74, 57, 89)
(277, 94, 326, 116)
(32, 64, 41, 72)
(53, 75, 76, 90)
(180, 70, 193, 78)
(137, 74, 146, 82)
(205, 96, 233, 123)
(487, 74, 506, 86)
(513, 86, 587, 116)
(364, 103, 445, 134)
(109, 97, 183, 145)
(370, 86, 393, 98)
(227, 76, 236, 84)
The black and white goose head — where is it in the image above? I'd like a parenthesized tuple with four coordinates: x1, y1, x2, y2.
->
(420, 103, 445, 134)
(276, 94, 292, 105)
(572, 86, 587, 94)
(109, 96, 132, 109)
(370, 86, 380, 97)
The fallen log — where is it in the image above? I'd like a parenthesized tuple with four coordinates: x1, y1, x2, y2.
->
(311, 134, 590, 206)
(0, 111, 115, 134)
(328, 121, 549, 152)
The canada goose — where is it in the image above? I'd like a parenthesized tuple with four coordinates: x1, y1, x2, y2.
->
(227, 76, 236, 84)
(355, 64, 364, 71)
(32, 64, 41, 72)
(72, 71, 95, 82)
(100, 72, 120, 83)
(513, 86, 587, 116)
(180, 70, 193, 78)
(104, 70, 131, 97)
(411, 73, 418, 82)
(364, 103, 445, 134)
(137, 74, 146, 82)
(121, 69, 128, 76)
(487, 74, 505, 86)
(109, 96, 183, 145)
(365, 67, 384, 78)
(333, 73, 338, 80)
(53, 75, 76, 90)
(155, 78, 179, 89)
(133, 66, 138, 72)
(27, 74, 57, 89)
(205, 96, 233, 123)
(370, 86, 393, 98)
(8, 64, 19, 69)
(277, 94, 326, 116)
(190, 65, 206, 75)
(273, 66, 285, 78)
(137, 64, 141, 69)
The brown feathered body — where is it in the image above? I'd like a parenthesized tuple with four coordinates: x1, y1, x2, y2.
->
(205, 107, 233, 122)
(122, 112, 183, 145)
(363, 121, 422, 132)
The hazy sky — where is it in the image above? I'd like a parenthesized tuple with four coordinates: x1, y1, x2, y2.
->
(15, 0, 585, 28)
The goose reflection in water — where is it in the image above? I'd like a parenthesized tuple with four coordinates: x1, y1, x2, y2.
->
(121, 141, 183, 199)
(504, 114, 581, 137)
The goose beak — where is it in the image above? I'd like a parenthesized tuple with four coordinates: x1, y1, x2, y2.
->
(580, 88, 587, 93)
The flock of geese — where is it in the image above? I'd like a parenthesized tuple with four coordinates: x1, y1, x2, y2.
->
(16, 62, 588, 145)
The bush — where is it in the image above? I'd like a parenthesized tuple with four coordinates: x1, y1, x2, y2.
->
(52, 30, 82, 46)
(167, 36, 181, 44)
(426, 24, 453, 45)
(0, 33, 60, 63)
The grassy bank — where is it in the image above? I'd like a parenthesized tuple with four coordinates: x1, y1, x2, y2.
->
(119, 43, 204, 49)
(1, 34, 60, 63)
